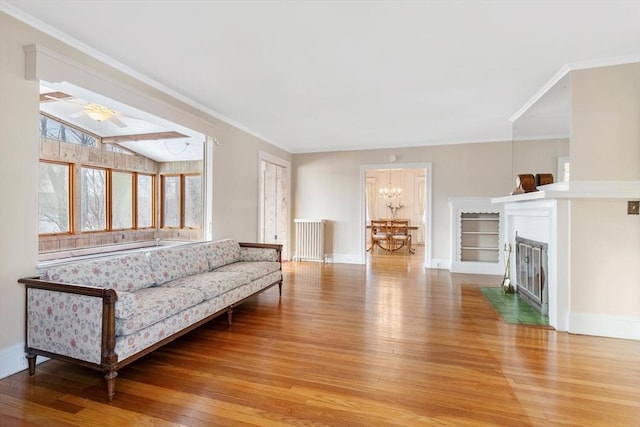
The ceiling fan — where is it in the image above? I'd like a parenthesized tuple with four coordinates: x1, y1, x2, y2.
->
(41, 92, 128, 128)
(68, 103, 128, 128)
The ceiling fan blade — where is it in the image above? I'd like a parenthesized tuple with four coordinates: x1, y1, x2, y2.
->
(43, 93, 86, 105)
(109, 117, 128, 128)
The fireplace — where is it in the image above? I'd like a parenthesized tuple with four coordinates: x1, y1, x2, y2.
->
(515, 234, 548, 315)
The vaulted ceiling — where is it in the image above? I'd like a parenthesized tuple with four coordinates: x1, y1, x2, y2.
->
(3, 1, 639, 153)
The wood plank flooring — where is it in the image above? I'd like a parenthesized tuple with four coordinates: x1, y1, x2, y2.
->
(1, 248, 639, 426)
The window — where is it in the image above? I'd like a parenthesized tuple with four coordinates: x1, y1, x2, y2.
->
(80, 167, 107, 232)
(39, 113, 97, 147)
(136, 174, 154, 228)
(41, 166, 155, 235)
(111, 171, 133, 230)
(161, 174, 202, 229)
(38, 161, 71, 234)
(184, 175, 202, 228)
(162, 175, 181, 228)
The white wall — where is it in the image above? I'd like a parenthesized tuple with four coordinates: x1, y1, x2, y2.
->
(0, 11, 291, 378)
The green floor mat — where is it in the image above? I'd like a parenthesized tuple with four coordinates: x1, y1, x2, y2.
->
(480, 287, 549, 326)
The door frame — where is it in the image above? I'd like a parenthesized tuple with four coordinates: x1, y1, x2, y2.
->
(360, 162, 433, 268)
(258, 151, 292, 260)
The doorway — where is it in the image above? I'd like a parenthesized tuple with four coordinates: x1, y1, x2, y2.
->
(259, 152, 291, 260)
(361, 162, 432, 266)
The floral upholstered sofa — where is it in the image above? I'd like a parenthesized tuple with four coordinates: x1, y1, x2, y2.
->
(19, 239, 282, 400)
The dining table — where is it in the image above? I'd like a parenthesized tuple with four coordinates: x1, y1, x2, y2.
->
(366, 221, 418, 254)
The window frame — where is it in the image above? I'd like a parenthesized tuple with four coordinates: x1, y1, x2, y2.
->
(135, 172, 156, 230)
(110, 169, 135, 231)
(79, 165, 108, 233)
(38, 163, 158, 236)
(38, 160, 74, 236)
(160, 173, 202, 230)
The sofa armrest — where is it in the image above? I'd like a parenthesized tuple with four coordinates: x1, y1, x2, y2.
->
(238, 242, 283, 263)
(19, 277, 118, 368)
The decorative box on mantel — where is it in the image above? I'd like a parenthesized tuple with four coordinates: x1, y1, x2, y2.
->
(449, 197, 504, 275)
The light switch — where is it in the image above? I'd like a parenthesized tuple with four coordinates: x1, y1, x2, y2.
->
(628, 201, 639, 215)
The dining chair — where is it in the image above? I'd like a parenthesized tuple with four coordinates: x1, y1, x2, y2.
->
(370, 220, 391, 253)
(389, 219, 412, 254)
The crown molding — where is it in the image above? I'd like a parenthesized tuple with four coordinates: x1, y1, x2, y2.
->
(0, 1, 281, 150)
(510, 54, 640, 123)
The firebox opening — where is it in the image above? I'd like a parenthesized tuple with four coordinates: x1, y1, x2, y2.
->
(515, 234, 549, 316)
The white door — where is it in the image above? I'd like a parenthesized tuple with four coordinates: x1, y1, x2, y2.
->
(260, 156, 290, 259)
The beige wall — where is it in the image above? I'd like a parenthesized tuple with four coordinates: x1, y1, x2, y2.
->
(293, 142, 515, 261)
(569, 63, 640, 319)
(0, 11, 43, 369)
(512, 138, 569, 182)
(571, 63, 640, 181)
(0, 12, 291, 374)
(212, 124, 291, 242)
(571, 199, 640, 317)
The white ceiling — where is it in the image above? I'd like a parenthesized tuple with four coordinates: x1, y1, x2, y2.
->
(3, 1, 640, 153)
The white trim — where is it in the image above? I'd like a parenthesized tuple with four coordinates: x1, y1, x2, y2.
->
(569, 312, 640, 341)
(492, 180, 640, 204)
(0, 342, 48, 379)
(449, 197, 505, 275)
(325, 253, 365, 264)
(510, 65, 571, 123)
(360, 162, 433, 268)
(23, 44, 215, 140)
(430, 258, 451, 270)
(510, 55, 640, 123)
(203, 136, 215, 241)
(0, 2, 285, 150)
(258, 151, 292, 260)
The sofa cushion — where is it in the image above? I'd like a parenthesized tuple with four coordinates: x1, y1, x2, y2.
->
(162, 271, 250, 300)
(202, 239, 241, 270)
(214, 261, 281, 281)
(41, 253, 155, 292)
(147, 245, 209, 286)
(115, 286, 205, 336)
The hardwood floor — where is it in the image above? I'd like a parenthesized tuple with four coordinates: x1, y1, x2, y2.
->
(1, 248, 639, 426)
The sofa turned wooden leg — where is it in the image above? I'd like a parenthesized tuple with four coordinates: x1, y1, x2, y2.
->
(105, 371, 118, 401)
(278, 282, 282, 296)
(227, 309, 233, 326)
(27, 354, 37, 376)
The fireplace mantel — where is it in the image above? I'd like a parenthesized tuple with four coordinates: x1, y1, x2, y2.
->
(491, 180, 640, 204)
(492, 179, 640, 339)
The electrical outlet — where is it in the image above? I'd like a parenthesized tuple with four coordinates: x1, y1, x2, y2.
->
(628, 200, 639, 215)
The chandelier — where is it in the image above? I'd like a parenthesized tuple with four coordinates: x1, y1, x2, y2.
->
(379, 185, 402, 200)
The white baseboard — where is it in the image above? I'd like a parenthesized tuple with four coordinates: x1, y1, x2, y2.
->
(450, 261, 503, 275)
(569, 312, 640, 340)
(428, 258, 450, 269)
(0, 343, 28, 378)
(0, 343, 49, 379)
(325, 254, 365, 264)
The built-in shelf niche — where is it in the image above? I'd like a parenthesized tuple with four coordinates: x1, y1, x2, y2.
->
(460, 213, 500, 262)
(450, 198, 504, 274)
